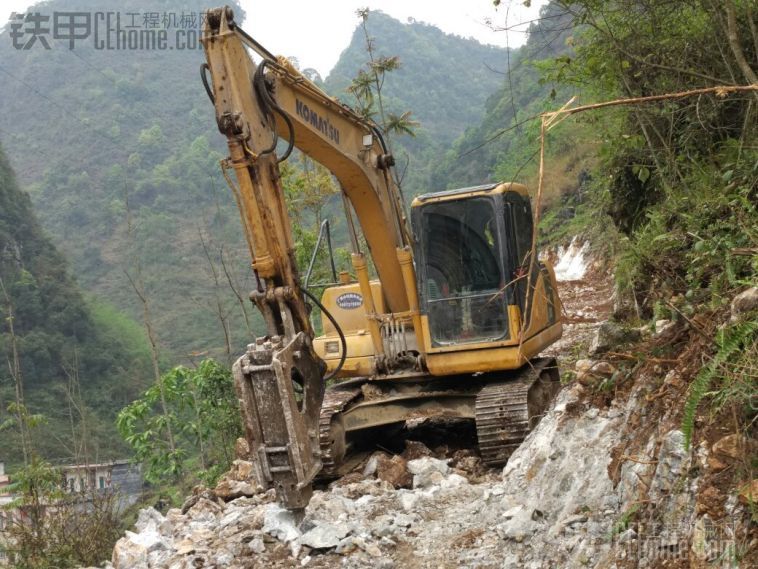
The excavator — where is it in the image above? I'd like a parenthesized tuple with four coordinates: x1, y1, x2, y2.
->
(200, 6, 564, 513)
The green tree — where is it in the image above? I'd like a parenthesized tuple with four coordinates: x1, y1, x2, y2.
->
(116, 359, 242, 485)
(2, 458, 121, 569)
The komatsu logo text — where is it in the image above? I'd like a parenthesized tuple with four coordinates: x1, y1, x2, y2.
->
(296, 99, 340, 144)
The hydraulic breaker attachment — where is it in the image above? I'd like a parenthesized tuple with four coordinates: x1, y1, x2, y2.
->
(233, 332, 325, 511)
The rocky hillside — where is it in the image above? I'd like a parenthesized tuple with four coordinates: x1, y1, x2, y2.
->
(111, 382, 753, 568)
(104, 247, 758, 568)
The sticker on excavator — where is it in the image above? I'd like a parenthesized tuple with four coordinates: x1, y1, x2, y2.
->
(336, 292, 363, 309)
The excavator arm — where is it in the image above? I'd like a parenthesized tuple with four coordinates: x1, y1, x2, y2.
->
(200, 6, 413, 511)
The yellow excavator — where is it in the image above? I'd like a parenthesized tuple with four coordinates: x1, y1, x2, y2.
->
(200, 7, 563, 513)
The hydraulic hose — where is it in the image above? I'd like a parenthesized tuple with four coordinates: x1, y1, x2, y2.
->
(200, 63, 214, 104)
(302, 288, 346, 382)
(253, 63, 278, 156)
(371, 125, 389, 154)
(253, 61, 296, 163)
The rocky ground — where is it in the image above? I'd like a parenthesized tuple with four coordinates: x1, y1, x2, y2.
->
(544, 236, 614, 362)
(105, 242, 757, 569)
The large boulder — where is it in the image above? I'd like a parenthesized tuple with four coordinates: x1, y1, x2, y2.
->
(112, 535, 148, 569)
(407, 457, 450, 488)
(299, 522, 352, 549)
(214, 459, 262, 501)
(375, 454, 412, 489)
(575, 359, 616, 383)
(112, 529, 170, 569)
(730, 287, 758, 322)
(402, 440, 434, 461)
(363, 452, 413, 488)
(589, 321, 640, 355)
(712, 433, 747, 460)
(262, 504, 301, 543)
(496, 505, 543, 542)
(134, 507, 166, 533)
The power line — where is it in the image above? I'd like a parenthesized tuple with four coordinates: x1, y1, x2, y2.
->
(0, 64, 131, 154)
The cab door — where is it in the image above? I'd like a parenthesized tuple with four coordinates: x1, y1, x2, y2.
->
(503, 194, 533, 313)
(503, 193, 557, 327)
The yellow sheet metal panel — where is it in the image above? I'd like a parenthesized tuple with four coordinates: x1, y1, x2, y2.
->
(426, 345, 522, 375)
(411, 182, 529, 208)
(319, 281, 384, 334)
(424, 321, 562, 375)
(313, 330, 375, 359)
(329, 355, 374, 377)
(520, 322, 563, 361)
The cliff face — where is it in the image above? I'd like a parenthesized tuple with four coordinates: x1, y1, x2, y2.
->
(0, 145, 91, 349)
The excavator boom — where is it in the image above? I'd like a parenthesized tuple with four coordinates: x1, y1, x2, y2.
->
(201, 8, 323, 511)
(200, 6, 414, 511)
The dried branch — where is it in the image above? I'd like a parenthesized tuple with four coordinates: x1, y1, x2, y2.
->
(519, 84, 758, 337)
(724, 0, 758, 85)
(542, 85, 758, 120)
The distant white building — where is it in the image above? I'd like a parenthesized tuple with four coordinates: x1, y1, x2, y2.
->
(0, 462, 13, 566)
(62, 462, 115, 493)
(0, 459, 143, 566)
(60, 460, 143, 510)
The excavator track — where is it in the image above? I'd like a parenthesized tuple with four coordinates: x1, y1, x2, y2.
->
(475, 358, 559, 467)
(317, 387, 362, 478)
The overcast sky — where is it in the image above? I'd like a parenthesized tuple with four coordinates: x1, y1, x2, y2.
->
(241, 0, 548, 75)
(1, 0, 547, 75)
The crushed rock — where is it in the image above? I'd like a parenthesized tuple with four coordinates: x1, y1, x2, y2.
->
(105, 242, 755, 569)
(108, 378, 754, 569)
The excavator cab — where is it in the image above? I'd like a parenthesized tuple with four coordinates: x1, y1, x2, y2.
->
(311, 181, 562, 378)
(408, 182, 561, 376)
(412, 182, 537, 348)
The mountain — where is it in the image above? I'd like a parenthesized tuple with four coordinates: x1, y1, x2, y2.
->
(323, 10, 509, 196)
(431, 2, 580, 195)
(0, 143, 152, 465)
(325, 11, 508, 149)
(0, 0, 257, 363)
(0, 2, 515, 364)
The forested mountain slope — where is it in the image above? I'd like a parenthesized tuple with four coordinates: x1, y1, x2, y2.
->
(0, 0, 260, 362)
(0, 143, 152, 465)
(324, 11, 508, 196)
(432, 2, 578, 195)
(325, 11, 507, 148)
(0, 2, 513, 362)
